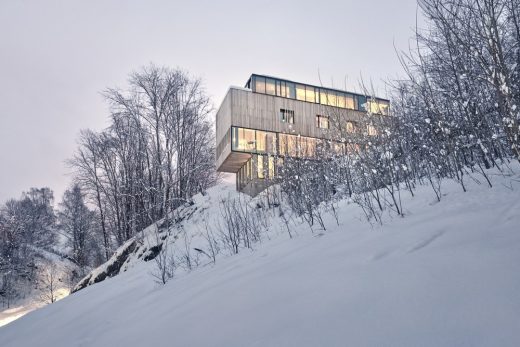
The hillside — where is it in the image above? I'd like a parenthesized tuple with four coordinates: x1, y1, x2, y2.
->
(1, 169, 520, 347)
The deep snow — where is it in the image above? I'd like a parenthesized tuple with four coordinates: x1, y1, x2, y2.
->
(1, 169, 520, 347)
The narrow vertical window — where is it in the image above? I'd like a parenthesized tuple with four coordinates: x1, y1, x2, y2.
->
(286, 82, 296, 99)
(268, 156, 275, 178)
(256, 131, 267, 152)
(337, 93, 346, 108)
(257, 155, 264, 179)
(345, 94, 355, 109)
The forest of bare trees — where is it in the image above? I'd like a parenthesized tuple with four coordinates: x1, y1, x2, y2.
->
(1, 65, 218, 306)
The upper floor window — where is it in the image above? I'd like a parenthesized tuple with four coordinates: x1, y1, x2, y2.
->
(255, 76, 266, 94)
(265, 78, 276, 95)
(296, 84, 306, 101)
(316, 115, 329, 129)
(250, 75, 385, 113)
(280, 109, 294, 124)
(367, 99, 390, 115)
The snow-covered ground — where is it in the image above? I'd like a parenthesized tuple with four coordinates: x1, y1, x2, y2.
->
(1, 168, 520, 346)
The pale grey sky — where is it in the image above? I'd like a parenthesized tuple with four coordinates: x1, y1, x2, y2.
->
(0, 0, 421, 203)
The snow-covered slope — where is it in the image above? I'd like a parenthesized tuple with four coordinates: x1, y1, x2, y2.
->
(1, 169, 520, 346)
(0, 247, 76, 328)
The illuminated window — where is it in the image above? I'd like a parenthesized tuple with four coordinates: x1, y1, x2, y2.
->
(279, 134, 298, 156)
(337, 93, 346, 108)
(367, 99, 389, 115)
(257, 155, 264, 179)
(287, 135, 298, 156)
(346, 121, 356, 133)
(302, 136, 316, 157)
(316, 115, 329, 129)
(296, 84, 306, 101)
(254, 76, 266, 94)
(327, 92, 337, 107)
(232, 127, 256, 151)
(280, 109, 294, 124)
(305, 86, 315, 103)
(256, 131, 266, 152)
(268, 156, 275, 178)
(265, 78, 276, 95)
(320, 89, 328, 106)
(345, 94, 355, 109)
(367, 124, 378, 136)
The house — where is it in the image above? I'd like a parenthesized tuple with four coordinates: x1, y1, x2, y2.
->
(215, 74, 390, 196)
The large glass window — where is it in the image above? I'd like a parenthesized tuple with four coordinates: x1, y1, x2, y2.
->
(256, 130, 267, 152)
(301, 136, 316, 157)
(345, 94, 355, 109)
(337, 93, 346, 108)
(320, 89, 328, 106)
(232, 127, 256, 151)
(296, 84, 306, 101)
(286, 82, 296, 99)
(279, 134, 298, 157)
(265, 131, 276, 154)
(305, 86, 315, 103)
(254, 76, 266, 94)
(265, 78, 276, 95)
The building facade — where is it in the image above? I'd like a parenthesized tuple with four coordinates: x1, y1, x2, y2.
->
(215, 74, 390, 196)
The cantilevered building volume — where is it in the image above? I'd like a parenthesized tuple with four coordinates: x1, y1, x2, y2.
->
(215, 74, 390, 196)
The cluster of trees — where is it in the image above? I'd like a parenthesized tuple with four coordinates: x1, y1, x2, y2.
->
(0, 186, 100, 307)
(69, 65, 218, 262)
(1, 65, 219, 305)
(280, 0, 520, 226)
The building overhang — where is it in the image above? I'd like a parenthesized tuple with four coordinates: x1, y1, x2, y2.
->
(217, 151, 252, 173)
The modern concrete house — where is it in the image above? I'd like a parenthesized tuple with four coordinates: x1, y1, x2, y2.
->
(215, 74, 390, 196)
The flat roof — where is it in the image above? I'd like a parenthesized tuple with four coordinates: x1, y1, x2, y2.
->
(247, 73, 390, 103)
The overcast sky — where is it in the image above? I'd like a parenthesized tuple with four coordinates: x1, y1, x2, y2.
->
(0, 0, 422, 203)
